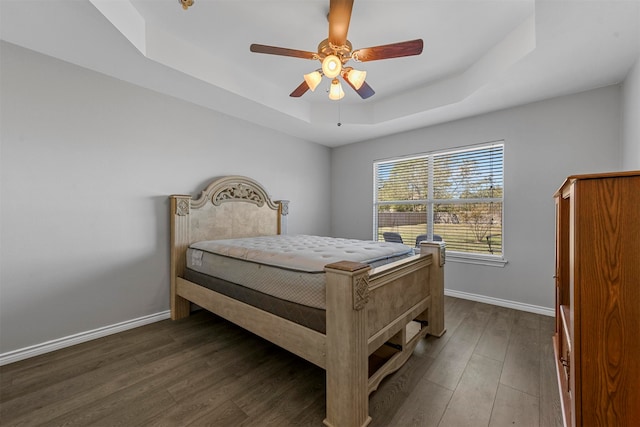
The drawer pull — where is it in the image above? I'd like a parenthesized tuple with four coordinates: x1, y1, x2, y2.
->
(560, 354, 570, 392)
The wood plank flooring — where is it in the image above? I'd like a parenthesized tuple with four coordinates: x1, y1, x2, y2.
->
(0, 297, 563, 426)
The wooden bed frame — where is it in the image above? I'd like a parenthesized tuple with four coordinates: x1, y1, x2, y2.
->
(170, 176, 445, 427)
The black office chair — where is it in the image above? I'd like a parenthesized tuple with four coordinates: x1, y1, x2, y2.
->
(382, 232, 404, 244)
(415, 234, 442, 246)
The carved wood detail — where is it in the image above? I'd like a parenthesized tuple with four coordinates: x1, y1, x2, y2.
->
(353, 276, 370, 310)
(176, 198, 190, 216)
(277, 200, 290, 216)
(191, 175, 279, 210)
(213, 182, 264, 206)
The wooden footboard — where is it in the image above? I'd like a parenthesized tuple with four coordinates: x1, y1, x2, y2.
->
(169, 176, 445, 427)
(323, 242, 444, 427)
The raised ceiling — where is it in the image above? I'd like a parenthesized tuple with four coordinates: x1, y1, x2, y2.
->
(1, 0, 639, 147)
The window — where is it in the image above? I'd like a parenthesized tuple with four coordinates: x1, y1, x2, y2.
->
(374, 142, 505, 265)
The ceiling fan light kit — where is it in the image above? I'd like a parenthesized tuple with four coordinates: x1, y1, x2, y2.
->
(249, 0, 424, 101)
(329, 78, 345, 100)
(322, 55, 342, 78)
(304, 71, 323, 92)
(344, 67, 366, 90)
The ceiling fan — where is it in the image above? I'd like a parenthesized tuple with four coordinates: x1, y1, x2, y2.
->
(249, 0, 423, 101)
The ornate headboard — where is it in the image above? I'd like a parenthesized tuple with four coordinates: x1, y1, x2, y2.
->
(169, 176, 287, 312)
(171, 175, 286, 241)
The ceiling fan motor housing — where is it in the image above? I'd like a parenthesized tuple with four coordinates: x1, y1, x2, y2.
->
(318, 38, 353, 63)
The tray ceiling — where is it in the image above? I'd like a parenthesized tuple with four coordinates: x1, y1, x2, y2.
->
(1, 0, 639, 146)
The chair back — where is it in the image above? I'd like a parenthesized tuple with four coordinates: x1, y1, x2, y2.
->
(382, 232, 404, 244)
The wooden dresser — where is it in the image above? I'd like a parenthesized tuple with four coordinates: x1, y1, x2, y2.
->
(553, 171, 640, 427)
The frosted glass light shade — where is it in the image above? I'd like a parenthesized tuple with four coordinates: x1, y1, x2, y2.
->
(346, 68, 367, 90)
(322, 55, 342, 78)
(304, 71, 322, 91)
(328, 78, 345, 100)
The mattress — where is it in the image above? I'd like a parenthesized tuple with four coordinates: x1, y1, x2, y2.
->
(186, 234, 412, 310)
(183, 268, 327, 333)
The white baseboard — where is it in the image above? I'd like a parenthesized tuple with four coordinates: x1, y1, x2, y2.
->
(445, 289, 555, 317)
(1, 291, 552, 366)
(0, 310, 171, 366)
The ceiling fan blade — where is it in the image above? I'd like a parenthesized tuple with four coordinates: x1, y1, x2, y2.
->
(351, 39, 424, 62)
(290, 81, 310, 97)
(343, 78, 375, 99)
(328, 0, 354, 47)
(250, 44, 317, 60)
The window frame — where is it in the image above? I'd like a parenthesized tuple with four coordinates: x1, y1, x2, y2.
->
(373, 141, 507, 267)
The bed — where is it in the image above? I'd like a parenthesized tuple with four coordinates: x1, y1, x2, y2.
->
(170, 175, 445, 427)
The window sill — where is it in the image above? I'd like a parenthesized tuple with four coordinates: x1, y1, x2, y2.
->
(446, 252, 508, 268)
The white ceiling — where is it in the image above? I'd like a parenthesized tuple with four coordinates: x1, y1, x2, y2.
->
(2, 0, 639, 147)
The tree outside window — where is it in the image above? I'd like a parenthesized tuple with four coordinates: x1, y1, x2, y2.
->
(374, 143, 504, 257)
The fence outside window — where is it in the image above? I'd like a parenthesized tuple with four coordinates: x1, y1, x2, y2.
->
(374, 142, 504, 260)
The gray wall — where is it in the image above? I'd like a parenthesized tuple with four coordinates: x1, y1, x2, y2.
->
(622, 54, 640, 170)
(330, 86, 622, 312)
(1, 39, 635, 358)
(0, 43, 331, 355)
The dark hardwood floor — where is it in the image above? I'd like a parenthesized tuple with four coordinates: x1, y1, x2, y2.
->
(0, 296, 563, 426)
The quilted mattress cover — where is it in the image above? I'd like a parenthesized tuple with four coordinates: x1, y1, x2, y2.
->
(186, 234, 412, 309)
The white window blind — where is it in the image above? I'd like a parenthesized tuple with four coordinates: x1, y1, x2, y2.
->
(374, 142, 504, 259)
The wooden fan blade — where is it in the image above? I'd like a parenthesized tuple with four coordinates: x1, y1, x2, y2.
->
(250, 44, 317, 60)
(343, 77, 375, 99)
(328, 0, 354, 47)
(290, 81, 310, 97)
(351, 39, 423, 62)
